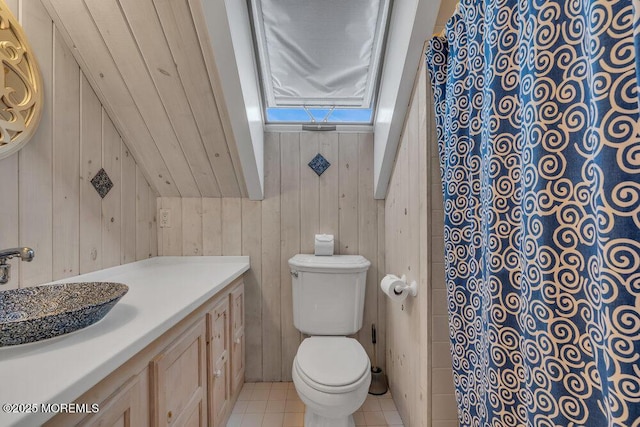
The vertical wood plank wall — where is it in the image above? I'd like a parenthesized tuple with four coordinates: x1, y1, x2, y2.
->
(385, 62, 457, 426)
(158, 132, 385, 382)
(0, 0, 157, 290)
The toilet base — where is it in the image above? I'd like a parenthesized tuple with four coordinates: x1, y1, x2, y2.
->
(292, 338, 371, 427)
(304, 409, 355, 427)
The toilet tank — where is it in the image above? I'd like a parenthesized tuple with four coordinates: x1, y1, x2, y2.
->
(288, 254, 371, 335)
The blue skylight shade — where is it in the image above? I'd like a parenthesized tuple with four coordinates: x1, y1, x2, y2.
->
(266, 108, 373, 124)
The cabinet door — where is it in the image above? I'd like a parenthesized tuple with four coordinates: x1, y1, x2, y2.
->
(207, 296, 230, 426)
(80, 372, 147, 427)
(151, 319, 207, 427)
(46, 369, 149, 427)
(229, 283, 245, 396)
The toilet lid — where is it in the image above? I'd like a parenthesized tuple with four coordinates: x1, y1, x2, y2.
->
(295, 337, 369, 387)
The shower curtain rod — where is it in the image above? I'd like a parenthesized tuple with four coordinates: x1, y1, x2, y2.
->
(432, 2, 460, 38)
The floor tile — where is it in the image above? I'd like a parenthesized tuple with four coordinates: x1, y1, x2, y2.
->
(363, 411, 387, 426)
(226, 413, 243, 427)
(353, 411, 366, 425)
(232, 400, 248, 414)
(265, 400, 286, 413)
(361, 396, 382, 411)
(379, 399, 396, 412)
(240, 412, 264, 427)
(432, 394, 459, 420)
(284, 399, 305, 413)
(251, 389, 271, 401)
(384, 410, 403, 425)
(286, 389, 300, 401)
(228, 383, 402, 427)
(282, 412, 304, 426)
(246, 400, 267, 413)
(238, 387, 253, 401)
(262, 412, 284, 427)
(268, 389, 287, 401)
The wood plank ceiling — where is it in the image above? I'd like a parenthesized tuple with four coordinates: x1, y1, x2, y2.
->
(41, 0, 247, 198)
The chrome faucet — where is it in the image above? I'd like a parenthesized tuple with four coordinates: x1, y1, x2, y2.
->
(0, 247, 35, 285)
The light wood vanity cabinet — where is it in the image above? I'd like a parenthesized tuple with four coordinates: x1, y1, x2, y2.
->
(46, 277, 245, 427)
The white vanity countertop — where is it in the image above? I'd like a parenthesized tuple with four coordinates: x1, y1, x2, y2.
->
(0, 256, 250, 427)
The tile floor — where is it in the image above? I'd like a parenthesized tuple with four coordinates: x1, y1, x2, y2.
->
(226, 382, 404, 427)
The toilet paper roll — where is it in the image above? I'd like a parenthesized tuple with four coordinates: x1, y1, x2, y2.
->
(381, 274, 409, 302)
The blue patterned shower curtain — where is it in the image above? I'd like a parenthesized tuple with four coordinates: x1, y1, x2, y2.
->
(427, 1, 640, 426)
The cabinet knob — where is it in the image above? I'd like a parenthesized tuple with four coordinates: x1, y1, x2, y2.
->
(235, 337, 241, 344)
(167, 410, 172, 421)
(214, 369, 222, 378)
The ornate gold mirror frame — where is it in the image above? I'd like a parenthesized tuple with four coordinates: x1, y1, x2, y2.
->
(0, 0, 43, 160)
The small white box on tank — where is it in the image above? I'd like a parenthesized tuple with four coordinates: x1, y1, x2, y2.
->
(314, 234, 334, 256)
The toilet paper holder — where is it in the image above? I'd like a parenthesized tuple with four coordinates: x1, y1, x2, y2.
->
(392, 275, 418, 297)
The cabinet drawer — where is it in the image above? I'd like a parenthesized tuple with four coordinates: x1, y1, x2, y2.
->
(207, 296, 231, 426)
(230, 284, 244, 336)
(208, 296, 229, 363)
(231, 332, 244, 397)
(210, 354, 230, 425)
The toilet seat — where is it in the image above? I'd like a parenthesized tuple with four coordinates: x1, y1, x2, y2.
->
(294, 337, 370, 394)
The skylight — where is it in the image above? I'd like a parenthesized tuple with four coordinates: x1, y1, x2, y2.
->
(250, 0, 390, 124)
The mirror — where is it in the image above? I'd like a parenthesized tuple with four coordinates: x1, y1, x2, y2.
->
(0, 1, 43, 160)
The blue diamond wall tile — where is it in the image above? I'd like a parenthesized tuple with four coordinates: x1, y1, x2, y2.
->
(91, 168, 114, 199)
(308, 153, 331, 176)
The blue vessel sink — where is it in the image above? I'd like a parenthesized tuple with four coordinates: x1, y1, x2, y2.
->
(0, 282, 128, 347)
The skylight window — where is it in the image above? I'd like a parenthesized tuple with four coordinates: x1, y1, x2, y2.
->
(250, 0, 390, 124)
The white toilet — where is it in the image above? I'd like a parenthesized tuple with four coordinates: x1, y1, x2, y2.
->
(288, 254, 372, 427)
